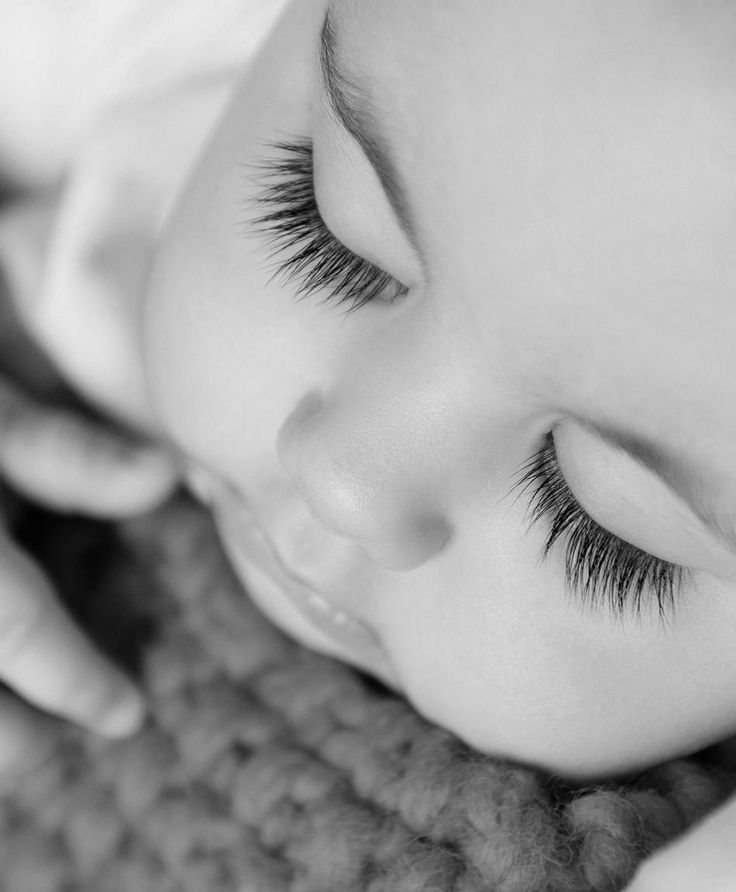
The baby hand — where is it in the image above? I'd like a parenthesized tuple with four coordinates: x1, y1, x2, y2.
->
(625, 790, 736, 891)
(0, 374, 178, 776)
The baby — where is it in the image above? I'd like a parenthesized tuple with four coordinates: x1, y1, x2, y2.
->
(2, 0, 736, 888)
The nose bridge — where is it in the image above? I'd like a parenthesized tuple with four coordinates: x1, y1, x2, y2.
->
(276, 376, 465, 570)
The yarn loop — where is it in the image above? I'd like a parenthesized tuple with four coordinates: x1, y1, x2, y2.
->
(1, 499, 733, 891)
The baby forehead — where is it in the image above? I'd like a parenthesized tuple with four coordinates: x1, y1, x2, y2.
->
(340, 3, 736, 220)
(344, 0, 736, 139)
(342, 0, 736, 64)
(325, 1, 736, 434)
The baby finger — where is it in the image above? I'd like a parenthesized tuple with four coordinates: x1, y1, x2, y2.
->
(0, 375, 178, 516)
(0, 533, 144, 738)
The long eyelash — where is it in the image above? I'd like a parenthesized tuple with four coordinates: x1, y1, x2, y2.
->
(248, 138, 405, 312)
(511, 432, 688, 622)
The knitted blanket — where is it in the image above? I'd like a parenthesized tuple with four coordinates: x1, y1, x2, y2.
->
(0, 496, 734, 892)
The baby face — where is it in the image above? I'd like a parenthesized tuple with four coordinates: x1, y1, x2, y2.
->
(144, 0, 736, 778)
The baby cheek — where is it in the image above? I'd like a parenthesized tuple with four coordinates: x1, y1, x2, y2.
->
(142, 206, 263, 468)
(142, 281, 197, 451)
(375, 549, 713, 779)
(371, 551, 573, 764)
(143, 262, 225, 468)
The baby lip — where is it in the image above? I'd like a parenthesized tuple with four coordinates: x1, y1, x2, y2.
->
(204, 471, 378, 632)
(250, 513, 373, 636)
(239, 510, 388, 666)
(182, 462, 388, 653)
(193, 467, 397, 684)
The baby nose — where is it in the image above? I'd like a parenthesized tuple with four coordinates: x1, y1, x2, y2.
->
(276, 392, 452, 571)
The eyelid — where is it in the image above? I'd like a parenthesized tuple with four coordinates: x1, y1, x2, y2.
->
(509, 432, 687, 622)
(248, 138, 408, 312)
(568, 414, 736, 557)
(311, 125, 423, 291)
(317, 9, 425, 268)
(312, 182, 412, 291)
(554, 419, 736, 576)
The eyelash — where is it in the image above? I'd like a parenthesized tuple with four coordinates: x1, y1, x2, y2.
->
(251, 141, 685, 622)
(249, 138, 407, 312)
(512, 432, 688, 621)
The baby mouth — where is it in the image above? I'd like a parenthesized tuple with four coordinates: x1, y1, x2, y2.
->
(226, 502, 387, 666)
(185, 462, 386, 665)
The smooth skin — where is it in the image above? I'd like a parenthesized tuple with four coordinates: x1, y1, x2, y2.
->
(3, 0, 736, 887)
(146, 0, 736, 775)
(143, 2, 736, 886)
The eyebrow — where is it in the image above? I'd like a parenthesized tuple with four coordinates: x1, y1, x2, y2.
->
(318, 9, 422, 258)
(578, 416, 736, 554)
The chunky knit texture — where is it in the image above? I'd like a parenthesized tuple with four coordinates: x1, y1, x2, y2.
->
(0, 497, 734, 892)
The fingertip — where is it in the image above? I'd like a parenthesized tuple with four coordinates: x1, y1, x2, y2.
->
(93, 445, 182, 517)
(94, 685, 147, 739)
(121, 446, 181, 504)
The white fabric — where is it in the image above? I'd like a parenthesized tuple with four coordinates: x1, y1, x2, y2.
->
(0, 0, 289, 429)
(0, 0, 285, 184)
